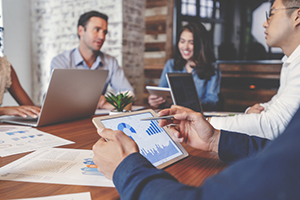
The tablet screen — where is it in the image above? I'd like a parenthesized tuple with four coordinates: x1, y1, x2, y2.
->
(100, 112, 184, 167)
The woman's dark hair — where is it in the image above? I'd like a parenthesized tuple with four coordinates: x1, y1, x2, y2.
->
(174, 22, 216, 80)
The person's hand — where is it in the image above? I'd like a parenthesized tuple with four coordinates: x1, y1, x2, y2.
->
(0, 106, 41, 118)
(92, 127, 139, 180)
(97, 95, 114, 110)
(159, 105, 220, 153)
(246, 103, 264, 114)
(97, 95, 107, 109)
(148, 94, 165, 108)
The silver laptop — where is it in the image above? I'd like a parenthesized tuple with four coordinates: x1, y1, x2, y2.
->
(1, 69, 108, 127)
(166, 73, 203, 113)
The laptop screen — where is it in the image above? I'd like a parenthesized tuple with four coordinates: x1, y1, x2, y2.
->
(167, 73, 203, 113)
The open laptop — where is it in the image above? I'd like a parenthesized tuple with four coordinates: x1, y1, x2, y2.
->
(1, 69, 108, 127)
(166, 73, 203, 113)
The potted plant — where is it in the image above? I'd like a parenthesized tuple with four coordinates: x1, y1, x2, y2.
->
(105, 91, 134, 114)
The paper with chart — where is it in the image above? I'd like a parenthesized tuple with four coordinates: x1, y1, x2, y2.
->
(0, 148, 114, 187)
(0, 125, 74, 157)
(13, 192, 91, 200)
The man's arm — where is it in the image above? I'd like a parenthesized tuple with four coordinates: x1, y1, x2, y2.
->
(108, 57, 134, 93)
(2, 66, 41, 118)
(112, 129, 293, 200)
(210, 61, 300, 140)
(113, 153, 202, 200)
(93, 106, 300, 200)
(8, 66, 35, 105)
(218, 130, 270, 163)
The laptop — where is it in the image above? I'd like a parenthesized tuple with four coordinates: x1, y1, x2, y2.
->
(1, 69, 108, 127)
(166, 73, 203, 113)
(92, 109, 188, 169)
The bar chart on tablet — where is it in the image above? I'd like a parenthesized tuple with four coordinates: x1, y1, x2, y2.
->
(101, 112, 183, 166)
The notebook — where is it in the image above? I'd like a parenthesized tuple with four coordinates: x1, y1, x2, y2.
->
(166, 73, 203, 113)
(1, 69, 108, 127)
(92, 109, 188, 169)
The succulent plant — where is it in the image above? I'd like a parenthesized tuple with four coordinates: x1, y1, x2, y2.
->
(105, 91, 134, 112)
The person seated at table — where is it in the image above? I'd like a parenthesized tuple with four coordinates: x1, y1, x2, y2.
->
(93, 104, 300, 200)
(0, 55, 40, 117)
(208, 0, 300, 140)
(50, 11, 134, 110)
(148, 22, 221, 111)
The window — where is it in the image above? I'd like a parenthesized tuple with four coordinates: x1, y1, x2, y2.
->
(175, 0, 224, 57)
(180, 0, 221, 19)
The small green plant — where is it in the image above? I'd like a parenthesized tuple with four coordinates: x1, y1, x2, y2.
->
(105, 91, 134, 112)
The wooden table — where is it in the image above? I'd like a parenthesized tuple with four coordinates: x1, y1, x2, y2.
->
(0, 116, 227, 200)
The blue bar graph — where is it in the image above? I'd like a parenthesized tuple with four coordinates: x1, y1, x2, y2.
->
(146, 121, 164, 136)
(140, 141, 180, 164)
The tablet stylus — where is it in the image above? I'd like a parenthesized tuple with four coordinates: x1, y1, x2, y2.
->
(140, 115, 175, 121)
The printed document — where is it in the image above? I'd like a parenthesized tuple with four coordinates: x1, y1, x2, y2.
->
(0, 125, 74, 157)
(0, 148, 114, 187)
(13, 192, 91, 200)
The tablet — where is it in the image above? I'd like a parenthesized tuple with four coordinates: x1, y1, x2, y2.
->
(166, 73, 203, 113)
(146, 86, 173, 106)
(92, 109, 188, 169)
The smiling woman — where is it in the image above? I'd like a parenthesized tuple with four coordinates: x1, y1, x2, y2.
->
(148, 22, 221, 111)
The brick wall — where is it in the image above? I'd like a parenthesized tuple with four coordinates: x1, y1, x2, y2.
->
(122, 0, 145, 104)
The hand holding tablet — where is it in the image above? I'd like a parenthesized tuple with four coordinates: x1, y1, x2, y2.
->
(92, 109, 188, 169)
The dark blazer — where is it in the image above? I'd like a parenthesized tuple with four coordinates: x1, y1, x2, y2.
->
(113, 107, 300, 200)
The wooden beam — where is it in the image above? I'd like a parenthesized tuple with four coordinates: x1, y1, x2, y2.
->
(146, 0, 167, 8)
(145, 43, 166, 52)
(145, 15, 167, 24)
(145, 23, 166, 35)
(144, 58, 166, 67)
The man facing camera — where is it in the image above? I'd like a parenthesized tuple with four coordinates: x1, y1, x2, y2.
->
(51, 11, 134, 109)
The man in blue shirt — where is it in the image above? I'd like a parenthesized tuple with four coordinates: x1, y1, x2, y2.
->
(51, 11, 134, 109)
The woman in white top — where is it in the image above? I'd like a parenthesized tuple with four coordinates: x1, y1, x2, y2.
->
(0, 56, 40, 118)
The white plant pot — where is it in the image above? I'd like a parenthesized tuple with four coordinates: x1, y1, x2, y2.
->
(109, 110, 130, 115)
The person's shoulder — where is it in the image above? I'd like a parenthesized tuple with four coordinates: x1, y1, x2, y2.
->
(100, 51, 116, 60)
(100, 51, 119, 68)
(0, 55, 11, 68)
(52, 49, 74, 60)
(51, 49, 75, 69)
(164, 59, 175, 68)
(166, 58, 175, 64)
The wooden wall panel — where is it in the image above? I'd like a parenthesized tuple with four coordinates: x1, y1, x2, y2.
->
(143, 0, 174, 105)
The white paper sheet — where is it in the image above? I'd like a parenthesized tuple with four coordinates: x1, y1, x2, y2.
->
(12, 192, 91, 200)
(0, 125, 74, 157)
(0, 148, 114, 187)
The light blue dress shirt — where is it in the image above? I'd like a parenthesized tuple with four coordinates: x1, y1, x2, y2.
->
(50, 48, 134, 95)
(159, 59, 221, 110)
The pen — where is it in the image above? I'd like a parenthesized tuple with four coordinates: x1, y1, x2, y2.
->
(140, 115, 175, 121)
